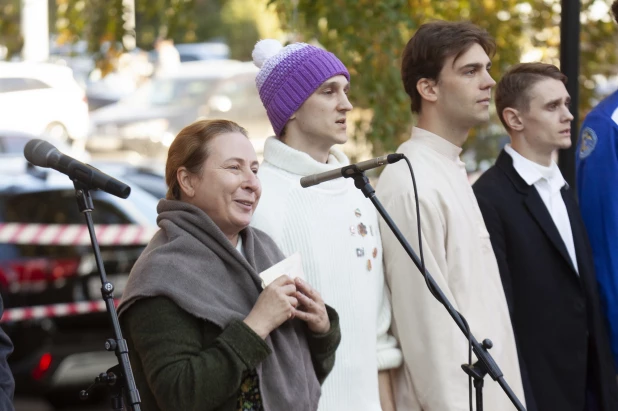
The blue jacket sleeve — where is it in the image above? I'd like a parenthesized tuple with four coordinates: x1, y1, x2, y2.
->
(576, 113, 618, 371)
(0, 296, 15, 410)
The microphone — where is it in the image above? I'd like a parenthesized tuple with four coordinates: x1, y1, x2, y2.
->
(24, 139, 131, 199)
(300, 153, 404, 188)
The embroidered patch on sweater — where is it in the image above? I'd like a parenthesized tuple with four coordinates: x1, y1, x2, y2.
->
(358, 223, 368, 237)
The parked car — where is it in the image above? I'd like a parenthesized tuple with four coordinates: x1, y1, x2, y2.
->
(175, 42, 230, 62)
(89, 160, 167, 200)
(87, 60, 273, 158)
(0, 129, 91, 176)
(0, 62, 90, 145)
(0, 166, 162, 408)
(148, 42, 230, 65)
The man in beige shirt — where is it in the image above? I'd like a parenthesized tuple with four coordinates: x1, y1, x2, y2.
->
(376, 21, 525, 410)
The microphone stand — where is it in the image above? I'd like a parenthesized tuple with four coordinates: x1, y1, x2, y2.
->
(345, 167, 525, 411)
(71, 181, 141, 411)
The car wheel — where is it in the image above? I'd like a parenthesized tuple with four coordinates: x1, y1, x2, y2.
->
(45, 388, 106, 410)
(43, 122, 71, 144)
(45, 391, 79, 410)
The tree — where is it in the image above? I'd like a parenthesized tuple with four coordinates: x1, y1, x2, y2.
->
(0, 0, 24, 59)
(267, 0, 618, 164)
(52, 0, 271, 61)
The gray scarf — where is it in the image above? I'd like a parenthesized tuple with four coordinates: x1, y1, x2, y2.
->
(118, 199, 320, 411)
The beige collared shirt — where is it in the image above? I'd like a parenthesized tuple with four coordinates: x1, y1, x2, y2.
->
(376, 127, 525, 410)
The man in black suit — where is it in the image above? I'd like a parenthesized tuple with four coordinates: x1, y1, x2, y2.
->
(473, 63, 618, 411)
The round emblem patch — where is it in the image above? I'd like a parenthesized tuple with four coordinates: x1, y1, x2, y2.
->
(579, 127, 598, 159)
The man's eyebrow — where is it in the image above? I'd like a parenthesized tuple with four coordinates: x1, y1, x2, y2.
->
(457, 62, 484, 71)
(544, 98, 563, 107)
(319, 81, 349, 89)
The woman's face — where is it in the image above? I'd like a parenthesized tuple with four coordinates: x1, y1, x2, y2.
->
(182, 132, 261, 240)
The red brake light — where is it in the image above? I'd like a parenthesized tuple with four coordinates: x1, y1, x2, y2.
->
(0, 258, 80, 287)
(32, 352, 52, 380)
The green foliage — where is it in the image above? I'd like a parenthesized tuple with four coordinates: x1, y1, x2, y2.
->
(54, 0, 201, 52)
(51, 0, 261, 61)
(0, 0, 24, 59)
(268, 0, 618, 164)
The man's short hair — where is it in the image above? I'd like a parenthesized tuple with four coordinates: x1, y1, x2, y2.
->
(495, 63, 567, 130)
(401, 20, 496, 114)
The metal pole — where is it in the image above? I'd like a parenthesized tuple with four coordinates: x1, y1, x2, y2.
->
(559, 0, 581, 187)
(122, 0, 136, 51)
(20, 0, 49, 62)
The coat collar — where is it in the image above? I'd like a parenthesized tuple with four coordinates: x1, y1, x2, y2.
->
(262, 136, 349, 176)
(503, 144, 568, 193)
(410, 127, 463, 163)
(496, 150, 579, 277)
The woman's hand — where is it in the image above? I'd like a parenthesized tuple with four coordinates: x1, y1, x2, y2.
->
(244, 275, 298, 339)
(294, 278, 330, 334)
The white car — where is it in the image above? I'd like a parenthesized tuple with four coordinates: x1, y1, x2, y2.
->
(0, 62, 90, 145)
(88, 60, 273, 159)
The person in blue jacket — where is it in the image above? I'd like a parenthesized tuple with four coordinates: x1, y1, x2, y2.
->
(576, 0, 618, 384)
(0, 295, 15, 410)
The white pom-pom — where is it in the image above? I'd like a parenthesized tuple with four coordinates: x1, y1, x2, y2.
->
(252, 39, 283, 68)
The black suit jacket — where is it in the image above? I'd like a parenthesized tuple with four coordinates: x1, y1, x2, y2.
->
(473, 150, 618, 411)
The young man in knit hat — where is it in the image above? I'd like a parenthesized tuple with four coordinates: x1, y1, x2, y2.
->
(375, 21, 525, 410)
(250, 39, 402, 411)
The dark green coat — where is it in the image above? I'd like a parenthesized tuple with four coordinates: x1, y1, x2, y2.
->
(121, 296, 341, 411)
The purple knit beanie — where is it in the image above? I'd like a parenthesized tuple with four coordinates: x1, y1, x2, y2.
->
(252, 39, 350, 137)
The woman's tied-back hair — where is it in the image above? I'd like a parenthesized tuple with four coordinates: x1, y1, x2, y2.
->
(401, 20, 496, 114)
(165, 119, 248, 200)
(495, 63, 567, 130)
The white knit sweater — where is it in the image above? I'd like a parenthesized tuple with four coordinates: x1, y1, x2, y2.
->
(251, 137, 402, 411)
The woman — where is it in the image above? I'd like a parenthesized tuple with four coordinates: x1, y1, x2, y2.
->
(118, 119, 341, 411)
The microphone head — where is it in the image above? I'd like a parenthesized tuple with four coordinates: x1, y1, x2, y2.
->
(387, 153, 405, 163)
(24, 139, 58, 168)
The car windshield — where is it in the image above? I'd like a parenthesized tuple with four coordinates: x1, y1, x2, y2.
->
(118, 77, 216, 108)
(0, 136, 29, 154)
(0, 134, 72, 155)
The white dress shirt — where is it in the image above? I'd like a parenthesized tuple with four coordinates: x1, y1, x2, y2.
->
(504, 144, 579, 273)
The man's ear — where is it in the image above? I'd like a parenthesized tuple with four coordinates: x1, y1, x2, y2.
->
(503, 107, 524, 132)
(289, 113, 297, 121)
(416, 78, 438, 104)
(177, 166, 195, 198)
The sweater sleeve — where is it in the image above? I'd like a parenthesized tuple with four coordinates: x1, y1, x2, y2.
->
(305, 304, 342, 384)
(123, 297, 271, 411)
(0, 296, 14, 411)
(375, 283, 403, 371)
(380, 190, 471, 410)
(576, 114, 618, 370)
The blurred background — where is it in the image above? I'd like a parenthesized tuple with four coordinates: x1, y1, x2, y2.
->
(1, 0, 618, 409)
